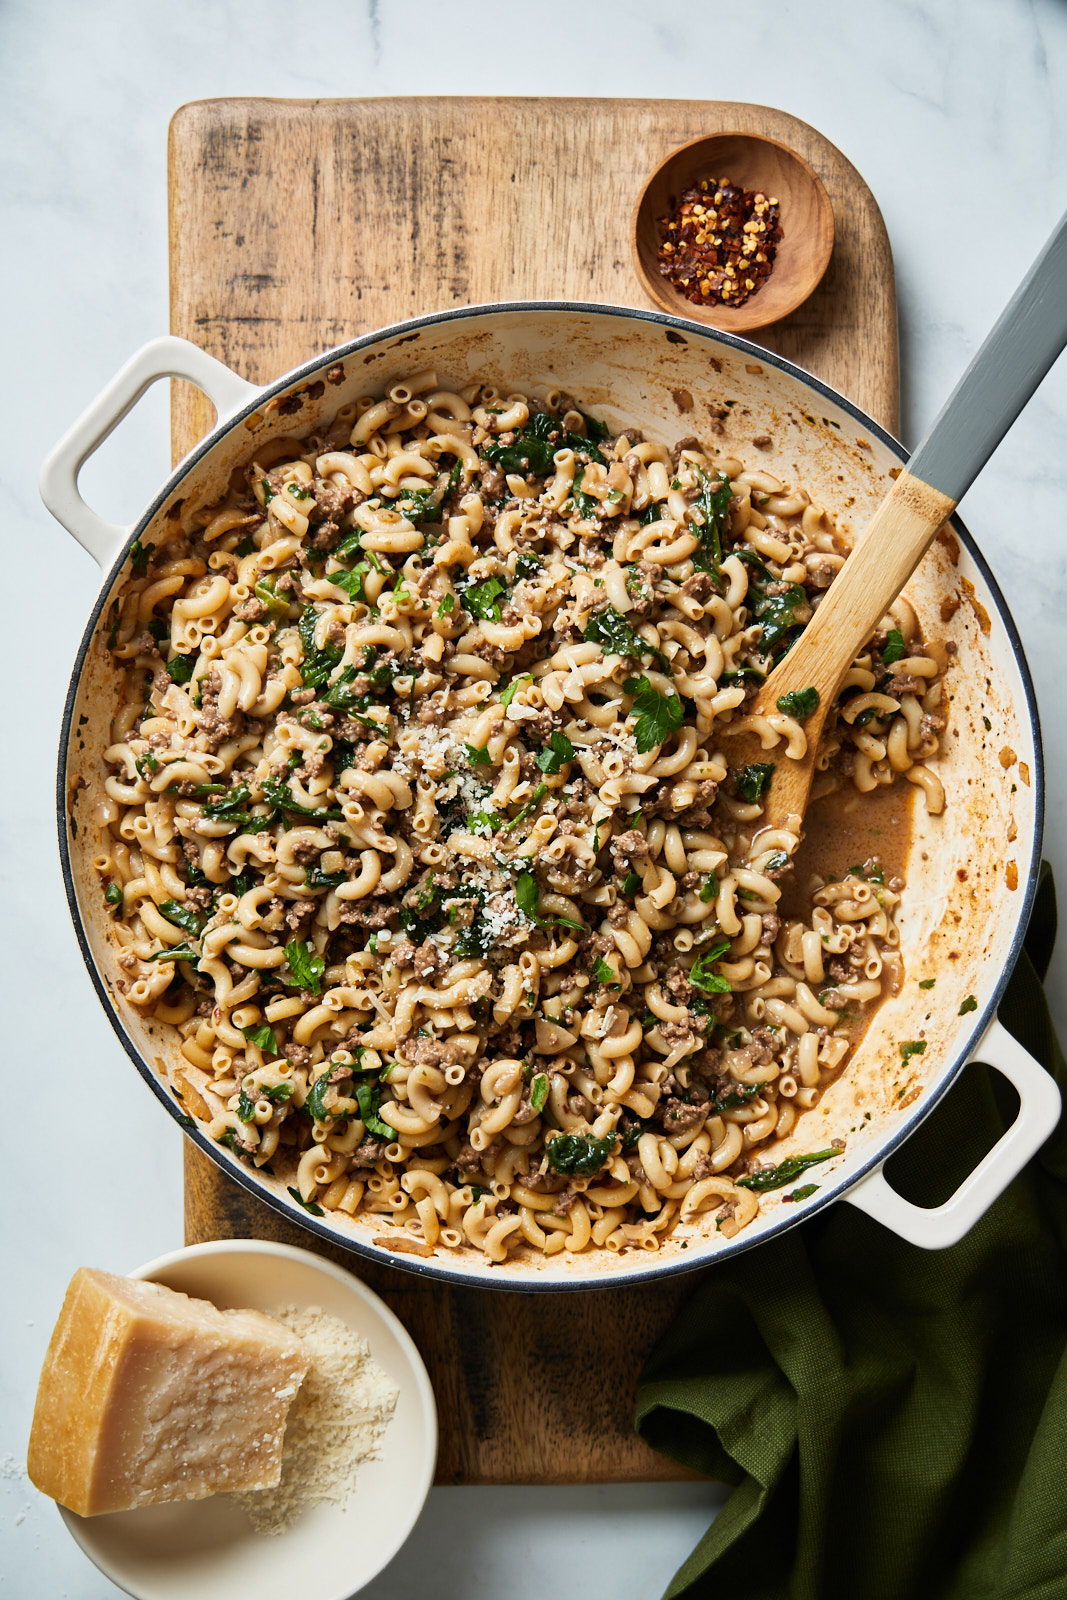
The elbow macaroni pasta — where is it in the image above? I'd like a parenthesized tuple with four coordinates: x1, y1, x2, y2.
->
(95, 380, 947, 1259)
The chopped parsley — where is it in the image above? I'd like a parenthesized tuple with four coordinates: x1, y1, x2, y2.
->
(500, 673, 533, 708)
(536, 730, 576, 773)
(882, 629, 906, 665)
(689, 940, 732, 994)
(624, 675, 684, 754)
(465, 742, 492, 766)
(167, 653, 195, 684)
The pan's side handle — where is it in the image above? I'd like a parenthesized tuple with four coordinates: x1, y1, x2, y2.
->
(39, 336, 262, 570)
(842, 1018, 1061, 1248)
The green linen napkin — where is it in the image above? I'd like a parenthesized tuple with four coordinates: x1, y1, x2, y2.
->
(636, 860, 1066, 1600)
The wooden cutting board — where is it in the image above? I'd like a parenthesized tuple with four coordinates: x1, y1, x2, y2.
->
(169, 96, 898, 1486)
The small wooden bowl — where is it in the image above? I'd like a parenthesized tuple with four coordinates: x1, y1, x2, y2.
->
(631, 132, 835, 333)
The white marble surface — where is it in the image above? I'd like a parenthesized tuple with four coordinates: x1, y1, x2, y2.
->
(3, 0, 1066, 1594)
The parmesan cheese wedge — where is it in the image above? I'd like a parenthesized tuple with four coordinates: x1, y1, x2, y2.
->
(27, 1267, 308, 1517)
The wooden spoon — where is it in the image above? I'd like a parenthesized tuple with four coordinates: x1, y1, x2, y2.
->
(726, 206, 1067, 848)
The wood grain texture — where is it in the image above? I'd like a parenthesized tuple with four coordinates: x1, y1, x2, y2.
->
(169, 95, 899, 1486)
(739, 471, 957, 836)
(631, 131, 836, 333)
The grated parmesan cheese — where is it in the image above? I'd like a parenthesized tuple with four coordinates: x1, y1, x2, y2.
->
(233, 1304, 399, 1536)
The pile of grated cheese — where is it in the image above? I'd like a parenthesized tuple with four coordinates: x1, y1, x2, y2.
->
(233, 1304, 399, 1535)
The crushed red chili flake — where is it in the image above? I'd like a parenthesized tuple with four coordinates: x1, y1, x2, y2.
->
(656, 177, 782, 309)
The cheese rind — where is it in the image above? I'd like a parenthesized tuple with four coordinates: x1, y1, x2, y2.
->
(27, 1268, 308, 1517)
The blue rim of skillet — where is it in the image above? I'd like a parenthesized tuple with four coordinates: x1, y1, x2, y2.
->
(56, 299, 1046, 1291)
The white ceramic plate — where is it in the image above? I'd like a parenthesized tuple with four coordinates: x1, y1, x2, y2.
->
(58, 1240, 438, 1600)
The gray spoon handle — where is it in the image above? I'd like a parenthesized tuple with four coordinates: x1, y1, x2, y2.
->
(908, 207, 1067, 502)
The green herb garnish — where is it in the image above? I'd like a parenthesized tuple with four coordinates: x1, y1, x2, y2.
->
(536, 730, 576, 773)
(883, 629, 906, 665)
(529, 1073, 550, 1114)
(900, 1040, 927, 1063)
(624, 674, 684, 754)
(689, 940, 732, 994)
(959, 995, 977, 1015)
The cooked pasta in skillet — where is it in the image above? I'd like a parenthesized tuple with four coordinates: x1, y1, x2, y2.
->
(94, 374, 947, 1258)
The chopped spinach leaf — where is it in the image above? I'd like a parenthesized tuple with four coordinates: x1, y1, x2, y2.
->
(129, 539, 155, 576)
(287, 1185, 325, 1216)
(584, 608, 667, 671)
(305, 864, 348, 890)
(918, 978, 936, 989)
(707, 1082, 761, 1115)
(593, 956, 618, 985)
(959, 995, 977, 1015)
(253, 575, 291, 622)
(460, 575, 507, 621)
(621, 870, 641, 898)
(529, 1073, 550, 1114)
(690, 468, 733, 564)
(514, 552, 542, 579)
(545, 1132, 618, 1177)
(159, 898, 204, 937)
(776, 686, 819, 720)
(737, 1149, 838, 1192)
(354, 1076, 394, 1138)
(785, 1184, 820, 1203)
(465, 742, 492, 767)
(167, 653, 195, 684)
(104, 881, 123, 908)
(736, 763, 774, 803)
(145, 940, 201, 963)
(900, 1040, 927, 1063)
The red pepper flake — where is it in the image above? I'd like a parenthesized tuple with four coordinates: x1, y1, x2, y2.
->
(656, 177, 782, 309)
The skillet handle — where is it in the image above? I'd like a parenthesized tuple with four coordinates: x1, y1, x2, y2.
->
(841, 1017, 1061, 1249)
(38, 336, 261, 570)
